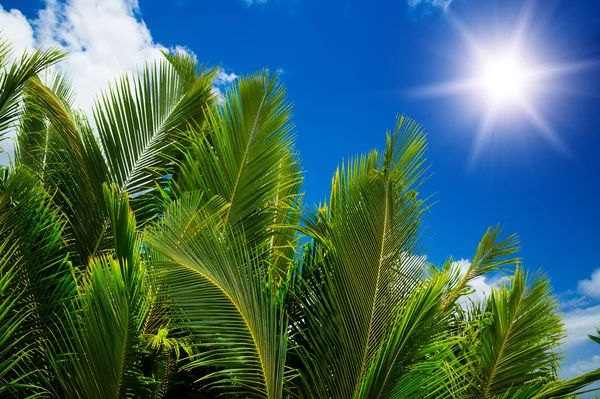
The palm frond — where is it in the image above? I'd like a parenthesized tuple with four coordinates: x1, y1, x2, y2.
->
(174, 70, 303, 249)
(147, 192, 289, 398)
(0, 42, 65, 140)
(94, 57, 214, 217)
(51, 255, 151, 399)
(465, 267, 565, 398)
(0, 237, 43, 397)
(443, 225, 520, 311)
(294, 116, 429, 398)
(357, 271, 455, 398)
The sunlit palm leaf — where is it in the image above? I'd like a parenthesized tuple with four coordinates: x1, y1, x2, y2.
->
(464, 267, 564, 398)
(443, 225, 520, 311)
(175, 70, 303, 250)
(294, 116, 429, 398)
(94, 57, 214, 216)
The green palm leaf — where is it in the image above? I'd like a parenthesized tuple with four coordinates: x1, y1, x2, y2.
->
(52, 187, 150, 399)
(466, 267, 565, 398)
(294, 116, 429, 398)
(147, 192, 289, 398)
(175, 70, 302, 249)
(94, 56, 215, 216)
(0, 39, 65, 140)
(0, 237, 41, 397)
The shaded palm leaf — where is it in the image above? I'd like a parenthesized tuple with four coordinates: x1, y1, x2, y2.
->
(52, 188, 149, 398)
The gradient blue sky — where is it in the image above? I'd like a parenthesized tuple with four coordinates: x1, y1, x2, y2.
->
(1, 0, 599, 382)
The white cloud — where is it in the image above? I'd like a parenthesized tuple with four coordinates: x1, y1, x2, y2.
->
(0, 6, 35, 56)
(407, 0, 453, 11)
(561, 355, 600, 380)
(557, 268, 600, 393)
(33, 0, 165, 112)
(578, 268, 600, 299)
(0, 0, 164, 112)
(243, 0, 268, 6)
(0, 0, 239, 166)
(562, 304, 600, 347)
(0, 0, 167, 165)
(212, 69, 238, 104)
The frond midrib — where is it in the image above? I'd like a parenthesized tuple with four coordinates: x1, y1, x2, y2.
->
(221, 82, 269, 233)
(481, 287, 525, 398)
(174, 259, 273, 398)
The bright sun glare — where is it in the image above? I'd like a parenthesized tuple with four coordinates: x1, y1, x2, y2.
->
(412, 2, 593, 163)
(479, 55, 529, 105)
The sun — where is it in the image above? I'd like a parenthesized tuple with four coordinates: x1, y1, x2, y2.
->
(410, 2, 590, 163)
(478, 54, 529, 105)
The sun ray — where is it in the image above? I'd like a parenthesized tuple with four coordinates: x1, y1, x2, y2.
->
(470, 106, 498, 166)
(517, 98, 570, 155)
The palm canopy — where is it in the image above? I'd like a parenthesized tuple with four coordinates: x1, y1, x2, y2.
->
(0, 37, 598, 399)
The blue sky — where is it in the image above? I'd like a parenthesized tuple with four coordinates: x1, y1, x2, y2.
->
(1, 0, 599, 382)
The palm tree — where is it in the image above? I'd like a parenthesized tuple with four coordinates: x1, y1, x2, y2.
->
(0, 37, 598, 398)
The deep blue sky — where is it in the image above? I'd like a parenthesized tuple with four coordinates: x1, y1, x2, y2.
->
(4, 0, 600, 294)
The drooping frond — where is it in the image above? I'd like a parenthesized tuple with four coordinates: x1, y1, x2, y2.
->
(147, 192, 289, 398)
(16, 70, 77, 175)
(18, 74, 111, 267)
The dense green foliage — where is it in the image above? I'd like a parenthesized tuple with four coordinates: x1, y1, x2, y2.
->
(0, 37, 599, 398)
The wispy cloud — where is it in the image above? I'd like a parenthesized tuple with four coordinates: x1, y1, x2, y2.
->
(0, 0, 166, 165)
(212, 69, 238, 103)
(557, 268, 600, 395)
(243, 0, 268, 7)
(453, 258, 509, 305)
(407, 0, 454, 12)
